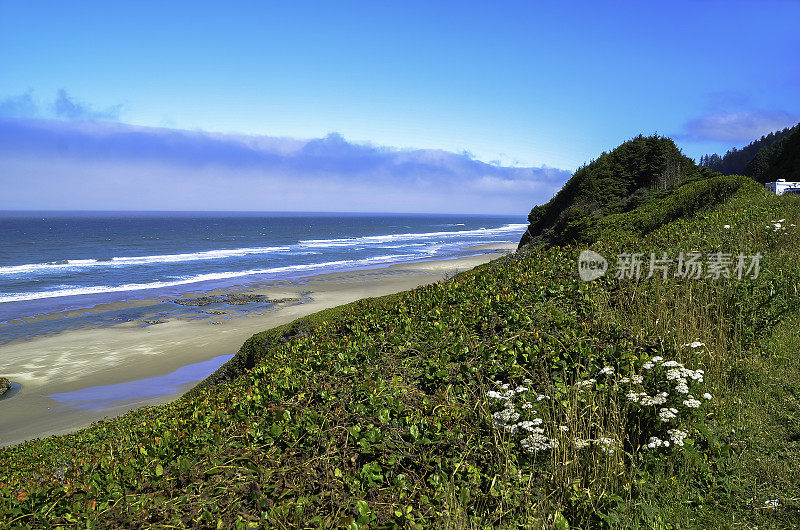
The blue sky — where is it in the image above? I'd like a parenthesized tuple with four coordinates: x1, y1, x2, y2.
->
(1, 0, 799, 213)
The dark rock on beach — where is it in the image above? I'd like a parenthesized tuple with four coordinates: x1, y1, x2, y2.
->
(0, 377, 10, 397)
(173, 294, 299, 306)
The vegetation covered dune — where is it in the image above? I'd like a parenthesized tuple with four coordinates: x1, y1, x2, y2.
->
(3, 138, 800, 528)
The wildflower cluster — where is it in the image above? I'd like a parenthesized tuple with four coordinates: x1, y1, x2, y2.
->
(767, 219, 795, 232)
(488, 380, 559, 452)
(487, 351, 712, 457)
(620, 353, 712, 450)
(566, 351, 713, 452)
(487, 379, 619, 455)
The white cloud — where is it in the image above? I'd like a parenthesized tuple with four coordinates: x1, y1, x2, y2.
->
(680, 110, 799, 143)
(0, 119, 571, 214)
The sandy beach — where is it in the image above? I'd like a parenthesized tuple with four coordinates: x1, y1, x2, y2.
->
(0, 245, 515, 447)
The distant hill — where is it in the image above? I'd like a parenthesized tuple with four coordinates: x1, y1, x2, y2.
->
(762, 126, 800, 182)
(518, 135, 706, 248)
(699, 123, 799, 182)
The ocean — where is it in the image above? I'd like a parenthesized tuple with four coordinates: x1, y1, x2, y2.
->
(0, 212, 525, 341)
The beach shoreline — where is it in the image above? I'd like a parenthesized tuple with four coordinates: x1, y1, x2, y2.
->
(0, 244, 515, 447)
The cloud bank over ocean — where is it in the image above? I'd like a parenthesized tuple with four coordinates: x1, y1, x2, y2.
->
(0, 118, 570, 214)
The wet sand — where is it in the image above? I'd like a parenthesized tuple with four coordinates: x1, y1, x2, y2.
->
(0, 245, 515, 447)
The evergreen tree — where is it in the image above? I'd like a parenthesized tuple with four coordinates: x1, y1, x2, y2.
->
(520, 135, 703, 247)
(762, 127, 800, 182)
(699, 124, 798, 177)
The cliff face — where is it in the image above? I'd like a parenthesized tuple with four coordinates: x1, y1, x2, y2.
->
(519, 135, 703, 248)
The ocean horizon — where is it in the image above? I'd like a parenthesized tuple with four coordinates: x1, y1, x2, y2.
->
(0, 211, 525, 341)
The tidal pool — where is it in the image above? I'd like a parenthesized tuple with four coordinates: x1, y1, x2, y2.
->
(47, 354, 234, 410)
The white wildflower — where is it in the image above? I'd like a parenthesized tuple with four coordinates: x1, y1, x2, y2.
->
(517, 420, 540, 432)
(682, 341, 705, 349)
(487, 390, 506, 400)
(521, 402, 533, 409)
(683, 398, 701, 408)
(576, 379, 596, 388)
(651, 356, 663, 363)
(662, 360, 680, 368)
(599, 366, 615, 376)
(493, 408, 520, 425)
(536, 394, 550, 401)
(520, 432, 557, 453)
(574, 438, 591, 449)
(684, 369, 703, 381)
(666, 368, 683, 380)
(675, 382, 690, 394)
(594, 437, 617, 454)
(703, 393, 713, 400)
(619, 377, 630, 384)
(723, 225, 730, 229)
(559, 425, 569, 432)
(642, 362, 654, 370)
(627, 392, 642, 403)
(667, 428, 688, 447)
(659, 408, 677, 422)
(632, 375, 644, 384)
(515, 386, 528, 393)
(640, 393, 668, 405)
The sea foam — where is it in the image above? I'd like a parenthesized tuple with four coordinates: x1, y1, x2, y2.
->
(0, 253, 423, 303)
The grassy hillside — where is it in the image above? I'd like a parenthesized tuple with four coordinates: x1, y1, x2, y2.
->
(2, 176, 800, 528)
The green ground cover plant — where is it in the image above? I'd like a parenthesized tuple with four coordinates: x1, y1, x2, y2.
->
(2, 176, 800, 528)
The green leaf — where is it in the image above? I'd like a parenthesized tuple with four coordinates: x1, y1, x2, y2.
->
(270, 423, 284, 438)
(554, 511, 570, 530)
